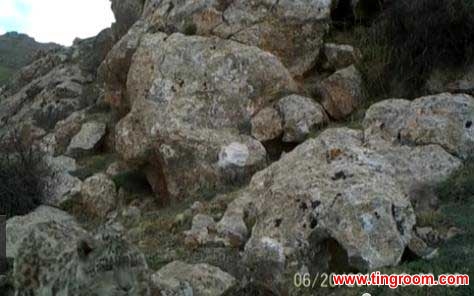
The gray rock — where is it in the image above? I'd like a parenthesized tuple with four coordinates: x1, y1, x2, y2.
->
(319, 65, 365, 120)
(278, 95, 327, 142)
(364, 93, 474, 159)
(152, 261, 237, 296)
(66, 121, 106, 157)
(117, 32, 295, 200)
(81, 173, 117, 217)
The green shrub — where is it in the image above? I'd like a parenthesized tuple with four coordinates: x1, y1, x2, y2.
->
(0, 132, 51, 218)
(347, 0, 474, 99)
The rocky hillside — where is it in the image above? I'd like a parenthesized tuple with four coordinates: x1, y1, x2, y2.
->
(0, 0, 473, 295)
(0, 32, 60, 85)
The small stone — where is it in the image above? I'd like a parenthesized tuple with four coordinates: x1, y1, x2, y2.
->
(66, 121, 106, 157)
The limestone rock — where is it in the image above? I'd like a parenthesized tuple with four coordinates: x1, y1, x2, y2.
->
(321, 43, 361, 71)
(152, 261, 237, 296)
(81, 173, 117, 216)
(66, 121, 106, 157)
(117, 32, 295, 199)
(277, 95, 327, 143)
(142, 0, 332, 76)
(319, 65, 365, 120)
(364, 93, 474, 159)
(251, 107, 283, 142)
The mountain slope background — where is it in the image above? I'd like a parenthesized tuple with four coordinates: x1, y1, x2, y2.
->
(0, 32, 60, 85)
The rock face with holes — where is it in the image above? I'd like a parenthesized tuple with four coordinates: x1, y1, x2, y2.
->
(115, 32, 295, 200)
(141, 0, 332, 76)
(364, 93, 474, 159)
(213, 124, 461, 292)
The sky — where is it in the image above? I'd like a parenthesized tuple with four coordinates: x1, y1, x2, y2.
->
(0, 0, 115, 46)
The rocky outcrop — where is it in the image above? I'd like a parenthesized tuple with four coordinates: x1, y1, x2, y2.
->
(364, 93, 474, 159)
(152, 261, 237, 296)
(0, 32, 60, 85)
(116, 32, 296, 200)
(141, 0, 332, 76)
(212, 122, 461, 290)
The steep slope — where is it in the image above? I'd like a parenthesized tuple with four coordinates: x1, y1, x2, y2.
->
(0, 32, 60, 85)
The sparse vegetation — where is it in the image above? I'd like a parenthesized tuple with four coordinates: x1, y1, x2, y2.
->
(329, 0, 474, 99)
(0, 131, 51, 218)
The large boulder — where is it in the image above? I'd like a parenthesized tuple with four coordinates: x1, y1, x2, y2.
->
(142, 0, 332, 76)
(364, 93, 474, 159)
(152, 261, 237, 296)
(318, 65, 365, 120)
(215, 126, 461, 291)
(116, 32, 296, 200)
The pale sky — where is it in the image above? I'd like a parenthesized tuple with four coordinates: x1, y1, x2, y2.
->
(0, 0, 115, 46)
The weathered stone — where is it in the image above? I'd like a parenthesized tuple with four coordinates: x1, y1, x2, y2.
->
(277, 95, 327, 142)
(81, 173, 117, 217)
(142, 0, 332, 76)
(319, 65, 365, 120)
(152, 261, 237, 296)
(251, 107, 283, 142)
(364, 93, 474, 159)
(321, 43, 361, 71)
(218, 128, 416, 276)
(66, 121, 106, 157)
(117, 32, 295, 199)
